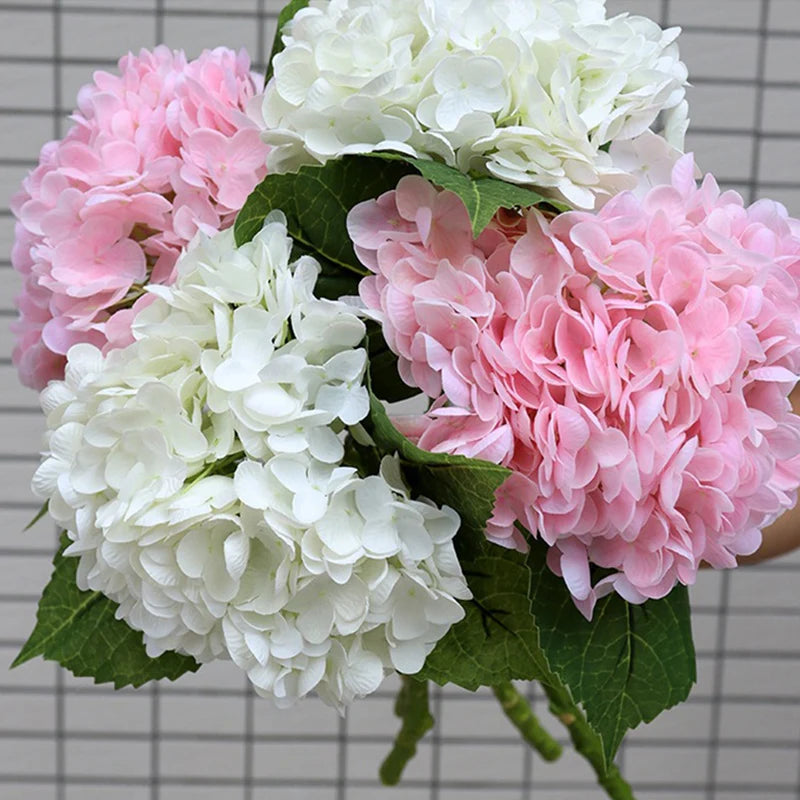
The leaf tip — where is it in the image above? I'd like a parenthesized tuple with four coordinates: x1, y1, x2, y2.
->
(23, 501, 49, 533)
(471, 220, 490, 238)
(10, 644, 38, 670)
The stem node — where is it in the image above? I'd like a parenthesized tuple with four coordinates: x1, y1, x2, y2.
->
(379, 677, 434, 786)
(541, 682, 637, 800)
(492, 682, 562, 762)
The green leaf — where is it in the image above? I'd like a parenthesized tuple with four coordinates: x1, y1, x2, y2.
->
(365, 389, 554, 687)
(369, 348, 417, 403)
(366, 389, 510, 525)
(527, 538, 696, 766)
(265, 0, 310, 83)
(13, 535, 200, 688)
(314, 274, 358, 301)
(367, 325, 418, 404)
(364, 152, 568, 236)
(418, 535, 554, 688)
(234, 157, 410, 274)
(291, 241, 362, 301)
(363, 388, 665, 784)
(23, 501, 49, 532)
(366, 385, 693, 767)
(235, 153, 565, 267)
(541, 681, 637, 799)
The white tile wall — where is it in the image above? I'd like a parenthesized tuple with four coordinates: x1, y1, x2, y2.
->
(1, 1, 799, 799)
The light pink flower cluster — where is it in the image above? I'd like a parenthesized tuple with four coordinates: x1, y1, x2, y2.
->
(11, 46, 268, 389)
(350, 160, 800, 614)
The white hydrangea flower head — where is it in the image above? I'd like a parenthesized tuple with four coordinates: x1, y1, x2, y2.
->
(32, 213, 470, 707)
(228, 455, 469, 707)
(261, 0, 689, 208)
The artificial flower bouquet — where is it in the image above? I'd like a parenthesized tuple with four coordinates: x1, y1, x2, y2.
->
(10, 1, 800, 797)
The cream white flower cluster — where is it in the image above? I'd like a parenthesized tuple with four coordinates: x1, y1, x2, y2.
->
(32, 214, 469, 708)
(261, 0, 689, 207)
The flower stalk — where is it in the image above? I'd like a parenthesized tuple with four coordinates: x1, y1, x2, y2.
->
(541, 682, 636, 800)
(492, 682, 562, 762)
(380, 677, 435, 786)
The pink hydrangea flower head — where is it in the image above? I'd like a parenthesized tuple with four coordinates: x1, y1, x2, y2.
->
(11, 45, 269, 389)
(352, 157, 800, 615)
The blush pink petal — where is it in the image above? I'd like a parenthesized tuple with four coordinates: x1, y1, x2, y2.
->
(351, 156, 800, 616)
(11, 45, 269, 389)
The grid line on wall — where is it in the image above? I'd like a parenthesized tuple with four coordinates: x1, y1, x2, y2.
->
(1, 1, 800, 799)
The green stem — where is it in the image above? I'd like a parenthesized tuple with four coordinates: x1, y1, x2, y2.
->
(541, 683, 636, 800)
(379, 677, 435, 786)
(104, 285, 147, 316)
(492, 682, 562, 762)
(189, 451, 243, 484)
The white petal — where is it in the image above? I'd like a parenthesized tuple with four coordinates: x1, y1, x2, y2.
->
(315, 510, 362, 558)
(389, 640, 427, 675)
(234, 461, 271, 510)
(212, 358, 259, 392)
(243, 384, 300, 420)
(324, 350, 367, 382)
(224, 530, 251, 581)
(140, 550, 180, 588)
(296, 599, 335, 644)
(307, 426, 345, 463)
(342, 649, 384, 697)
(331, 578, 369, 630)
(65, 343, 104, 388)
(204, 556, 239, 603)
(362, 520, 401, 558)
(396, 514, 435, 561)
(222, 617, 252, 668)
(425, 595, 466, 626)
(244, 630, 271, 665)
(41, 382, 74, 416)
(181, 602, 217, 634)
(292, 486, 329, 524)
(49, 422, 84, 462)
(297, 655, 326, 696)
(176, 529, 209, 579)
(392, 596, 429, 641)
(270, 457, 310, 493)
(354, 476, 395, 520)
(32, 457, 64, 498)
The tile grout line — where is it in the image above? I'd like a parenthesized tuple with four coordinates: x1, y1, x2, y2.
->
(52, 3, 65, 798)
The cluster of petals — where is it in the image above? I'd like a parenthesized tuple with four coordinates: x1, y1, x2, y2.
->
(12, 45, 269, 390)
(350, 161, 800, 614)
(261, 0, 688, 208)
(31, 214, 469, 707)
